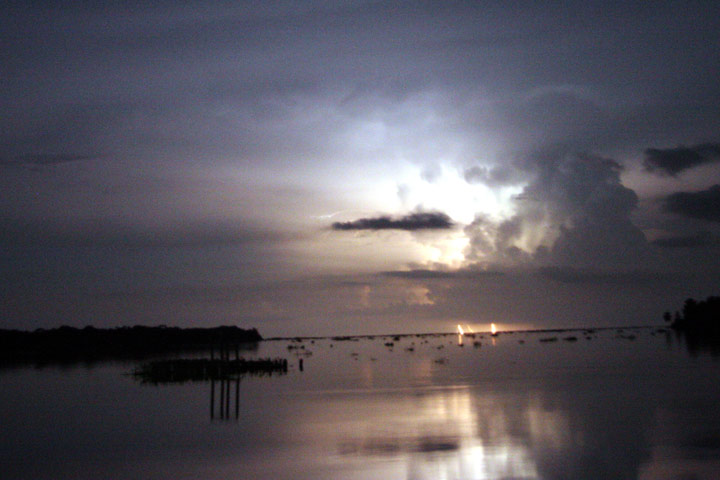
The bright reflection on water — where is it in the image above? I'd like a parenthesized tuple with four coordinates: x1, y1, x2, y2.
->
(2, 328, 720, 479)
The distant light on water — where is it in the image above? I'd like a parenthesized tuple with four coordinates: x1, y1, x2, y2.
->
(457, 324, 465, 336)
(491, 323, 498, 336)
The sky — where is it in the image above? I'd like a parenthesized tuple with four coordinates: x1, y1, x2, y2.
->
(2, 1, 720, 336)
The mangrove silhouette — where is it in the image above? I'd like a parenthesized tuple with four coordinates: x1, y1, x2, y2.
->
(132, 357, 288, 384)
(0, 325, 261, 366)
(666, 296, 720, 356)
(132, 356, 288, 421)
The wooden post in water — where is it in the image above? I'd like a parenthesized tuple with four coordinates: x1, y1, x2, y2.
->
(235, 378, 240, 419)
(219, 377, 225, 419)
(210, 379, 215, 419)
(225, 378, 230, 418)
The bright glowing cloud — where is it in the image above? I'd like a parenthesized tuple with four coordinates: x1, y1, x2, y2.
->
(395, 163, 521, 225)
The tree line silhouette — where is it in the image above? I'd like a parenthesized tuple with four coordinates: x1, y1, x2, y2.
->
(0, 325, 261, 365)
(665, 296, 720, 356)
(665, 296, 720, 333)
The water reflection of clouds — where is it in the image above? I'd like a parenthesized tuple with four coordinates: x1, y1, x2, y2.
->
(332, 387, 543, 479)
(319, 376, 710, 480)
(243, 333, 720, 479)
(4, 332, 720, 479)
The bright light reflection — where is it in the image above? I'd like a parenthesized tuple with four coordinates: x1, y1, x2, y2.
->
(390, 164, 522, 268)
(394, 163, 517, 225)
(416, 230, 469, 267)
(411, 389, 540, 479)
(316, 386, 554, 479)
(293, 376, 582, 480)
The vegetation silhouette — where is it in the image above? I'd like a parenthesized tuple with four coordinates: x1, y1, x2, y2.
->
(0, 325, 261, 366)
(132, 357, 287, 384)
(666, 296, 720, 356)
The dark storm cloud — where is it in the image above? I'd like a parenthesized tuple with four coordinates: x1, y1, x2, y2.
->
(663, 185, 720, 222)
(536, 266, 665, 284)
(382, 269, 503, 280)
(4, 1, 718, 157)
(652, 231, 720, 248)
(332, 212, 454, 231)
(643, 143, 720, 176)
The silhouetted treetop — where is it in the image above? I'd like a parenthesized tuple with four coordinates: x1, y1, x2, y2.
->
(668, 296, 720, 334)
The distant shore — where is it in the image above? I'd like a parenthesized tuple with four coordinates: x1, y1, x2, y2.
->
(0, 323, 683, 367)
(264, 324, 662, 342)
(0, 325, 261, 366)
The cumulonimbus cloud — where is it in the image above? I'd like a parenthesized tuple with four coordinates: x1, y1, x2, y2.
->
(643, 143, 720, 176)
(464, 151, 650, 269)
(332, 212, 454, 231)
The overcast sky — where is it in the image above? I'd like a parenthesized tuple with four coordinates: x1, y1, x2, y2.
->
(2, 1, 720, 336)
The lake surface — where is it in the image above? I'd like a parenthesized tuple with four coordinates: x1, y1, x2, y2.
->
(2, 328, 720, 480)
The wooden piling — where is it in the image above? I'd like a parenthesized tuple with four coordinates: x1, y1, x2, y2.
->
(224, 379, 230, 418)
(210, 379, 215, 419)
(220, 378, 225, 419)
(235, 378, 240, 419)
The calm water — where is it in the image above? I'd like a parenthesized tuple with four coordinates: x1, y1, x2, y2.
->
(2, 328, 720, 480)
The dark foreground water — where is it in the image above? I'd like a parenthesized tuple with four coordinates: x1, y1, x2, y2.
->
(2, 328, 719, 480)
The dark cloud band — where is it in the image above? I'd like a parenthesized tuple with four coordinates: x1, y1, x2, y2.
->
(332, 212, 454, 231)
(663, 185, 720, 222)
(652, 231, 720, 248)
(643, 143, 720, 176)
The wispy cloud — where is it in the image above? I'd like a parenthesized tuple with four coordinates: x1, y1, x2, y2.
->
(0, 154, 94, 168)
